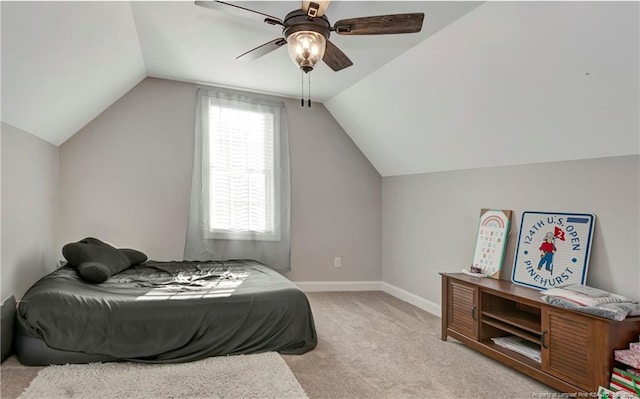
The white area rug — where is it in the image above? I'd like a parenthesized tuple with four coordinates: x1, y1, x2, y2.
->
(18, 352, 308, 399)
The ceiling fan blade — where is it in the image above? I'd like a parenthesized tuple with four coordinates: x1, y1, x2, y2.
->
(333, 13, 424, 35)
(195, 1, 283, 24)
(236, 38, 287, 61)
(322, 40, 353, 72)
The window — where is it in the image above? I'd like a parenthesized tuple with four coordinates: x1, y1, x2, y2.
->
(201, 94, 282, 241)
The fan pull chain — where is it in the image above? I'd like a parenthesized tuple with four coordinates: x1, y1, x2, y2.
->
(301, 70, 305, 107)
(308, 73, 311, 108)
(300, 71, 312, 107)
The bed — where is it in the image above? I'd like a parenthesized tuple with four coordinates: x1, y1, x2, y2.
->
(15, 259, 317, 366)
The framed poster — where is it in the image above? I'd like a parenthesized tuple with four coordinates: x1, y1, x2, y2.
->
(471, 209, 512, 279)
(512, 211, 595, 290)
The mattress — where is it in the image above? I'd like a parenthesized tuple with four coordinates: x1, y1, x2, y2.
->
(16, 260, 317, 365)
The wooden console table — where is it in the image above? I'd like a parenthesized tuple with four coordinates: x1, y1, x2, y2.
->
(441, 272, 640, 393)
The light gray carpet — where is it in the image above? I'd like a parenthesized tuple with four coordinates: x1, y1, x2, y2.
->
(17, 352, 307, 399)
(283, 291, 556, 399)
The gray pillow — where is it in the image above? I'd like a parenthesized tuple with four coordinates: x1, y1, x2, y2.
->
(119, 248, 148, 265)
(62, 237, 131, 283)
(76, 261, 112, 284)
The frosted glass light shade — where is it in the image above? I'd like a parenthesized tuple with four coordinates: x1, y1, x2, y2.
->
(287, 30, 326, 73)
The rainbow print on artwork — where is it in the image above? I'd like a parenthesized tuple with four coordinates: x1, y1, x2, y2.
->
(471, 209, 512, 279)
(482, 214, 506, 229)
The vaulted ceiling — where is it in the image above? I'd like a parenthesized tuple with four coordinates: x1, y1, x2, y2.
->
(2, 1, 638, 176)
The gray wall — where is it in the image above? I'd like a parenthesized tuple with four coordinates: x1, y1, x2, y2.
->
(7, 76, 637, 307)
(59, 78, 194, 261)
(59, 77, 383, 282)
(1, 123, 60, 299)
(382, 155, 640, 305)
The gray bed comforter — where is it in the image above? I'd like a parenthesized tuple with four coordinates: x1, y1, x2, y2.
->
(16, 260, 317, 363)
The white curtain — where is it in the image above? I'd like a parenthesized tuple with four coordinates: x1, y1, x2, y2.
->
(184, 88, 291, 273)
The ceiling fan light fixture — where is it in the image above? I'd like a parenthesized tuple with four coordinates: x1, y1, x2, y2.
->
(196, 1, 425, 74)
(286, 30, 326, 73)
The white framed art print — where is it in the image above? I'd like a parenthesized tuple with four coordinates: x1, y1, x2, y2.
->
(512, 211, 595, 290)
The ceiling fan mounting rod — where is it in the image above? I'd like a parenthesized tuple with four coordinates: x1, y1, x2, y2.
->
(306, 2, 321, 18)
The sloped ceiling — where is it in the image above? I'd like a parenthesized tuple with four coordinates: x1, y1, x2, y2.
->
(1, 0, 480, 147)
(1, 2, 146, 146)
(326, 1, 640, 176)
(130, 1, 480, 102)
(2, 1, 638, 176)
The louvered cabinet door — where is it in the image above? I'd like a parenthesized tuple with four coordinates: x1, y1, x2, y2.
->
(541, 308, 604, 392)
(447, 280, 479, 340)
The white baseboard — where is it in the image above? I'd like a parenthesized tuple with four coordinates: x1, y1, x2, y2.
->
(293, 280, 441, 317)
(294, 281, 383, 292)
(381, 282, 441, 317)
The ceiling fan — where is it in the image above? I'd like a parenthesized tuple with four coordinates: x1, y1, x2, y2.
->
(195, 1, 425, 73)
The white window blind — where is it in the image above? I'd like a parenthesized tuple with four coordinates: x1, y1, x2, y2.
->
(202, 95, 281, 241)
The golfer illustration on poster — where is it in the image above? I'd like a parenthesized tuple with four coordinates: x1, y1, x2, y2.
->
(537, 227, 566, 275)
(512, 211, 595, 290)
